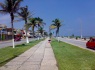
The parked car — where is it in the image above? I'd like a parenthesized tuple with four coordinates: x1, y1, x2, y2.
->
(14, 37, 21, 41)
(14, 35, 21, 41)
(86, 38, 95, 49)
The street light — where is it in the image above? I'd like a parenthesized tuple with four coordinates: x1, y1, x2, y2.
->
(80, 20, 83, 39)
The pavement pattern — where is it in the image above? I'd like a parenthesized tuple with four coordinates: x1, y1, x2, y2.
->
(0, 38, 58, 70)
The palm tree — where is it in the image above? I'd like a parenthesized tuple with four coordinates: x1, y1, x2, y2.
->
(51, 18, 62, 37)
(28, 18, 37, 37)
(51, 18, 62, 42)
(0, 0, 23, 48)
(17, 6, 31, 43)
(35, 17, 44, 27)
(35, 17, 45, 40)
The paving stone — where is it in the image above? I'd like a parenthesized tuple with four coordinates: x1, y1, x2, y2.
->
(18, 65, 40, 70)
(41, 60, 57, 65)
(5, 61, 23, 66)
(40, 65, 58, 70)
(0, 65, 20, 70)
(27, 58, 42, 62)
(22, 61, 41, 65)
(10, 57, 28, 62)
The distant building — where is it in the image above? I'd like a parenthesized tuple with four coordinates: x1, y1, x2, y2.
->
(0, 24, 7, 40)
(6, 28, 14, 39)
(22, 30, 33, 38)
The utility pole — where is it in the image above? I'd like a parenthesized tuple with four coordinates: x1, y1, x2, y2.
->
(80, 20, 83, 39)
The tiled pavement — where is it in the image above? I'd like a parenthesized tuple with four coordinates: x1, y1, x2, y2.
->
(0, 38, 58, 70)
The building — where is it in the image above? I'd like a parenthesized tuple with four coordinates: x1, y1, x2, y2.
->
(0, 24, 7, 40)
(22, 30, 33, 38)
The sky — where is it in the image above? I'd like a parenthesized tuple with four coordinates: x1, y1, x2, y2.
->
(0, 0, 95, 37)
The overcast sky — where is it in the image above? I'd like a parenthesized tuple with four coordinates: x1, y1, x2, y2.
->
(0, 0, 95, 36)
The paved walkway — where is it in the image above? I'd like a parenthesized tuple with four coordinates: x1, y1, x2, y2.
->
(0, 38, 58, 70)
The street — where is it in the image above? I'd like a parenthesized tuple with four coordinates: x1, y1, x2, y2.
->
(0, 38, 37, 48)
(58, 37, 95, 52)
(58, 37, 88, 49)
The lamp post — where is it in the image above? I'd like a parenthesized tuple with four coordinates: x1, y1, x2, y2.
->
(80, 21, 83, 39)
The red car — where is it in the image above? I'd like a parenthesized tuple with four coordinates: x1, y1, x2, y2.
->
(14, 37, 21, 41)
(14, 35, 21, 41)
(86, 38, 95, 49)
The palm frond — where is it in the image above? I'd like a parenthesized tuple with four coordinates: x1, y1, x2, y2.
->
(17, 12, 24, 18)
(50, 25, 57, 30)
(28, 11, 35, 18)
(0, 2, 8, 14)
(24, 24, 31, 30)
(51, 23, 56, 26)
(0, 10, 7, 14)
(27, 12, 33, 18)
(0, 2, 6, 10)
(17, 6, 31, 22)
(35, 17, 45, 28)
(13, 0, 23, 12)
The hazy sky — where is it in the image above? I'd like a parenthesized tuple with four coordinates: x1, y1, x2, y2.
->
(0, 0, 95, 36)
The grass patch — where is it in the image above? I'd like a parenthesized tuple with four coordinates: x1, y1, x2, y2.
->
(0, 39, 44, 67)
(51, 39, 95, 70)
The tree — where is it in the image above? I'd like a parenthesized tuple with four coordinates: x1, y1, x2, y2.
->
(0, 0, 23, 48)
(28, 18, 37, 37)
(49, 32, 52, 38)
(51, 18, 62, 42)
(35, 17, 44, 28)
(44, 31, 48, 37)
(35, 17, 45, 40)
(51, 18, 62, 37)
(17, 6, 31, 43)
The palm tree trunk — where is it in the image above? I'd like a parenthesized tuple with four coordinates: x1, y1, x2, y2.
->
(56, 30, 57, 37)
(10, 13, 15, 48)
(32, 26, 34, 37)
(38, 27, 40, 40)
(57, 27, 60, 42)
(25, 20, 29, 43)
(58, 27, 59, 37)
(49, 28, 51, 38)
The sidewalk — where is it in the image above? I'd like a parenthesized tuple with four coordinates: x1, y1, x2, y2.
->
(0, 38, 58, 70)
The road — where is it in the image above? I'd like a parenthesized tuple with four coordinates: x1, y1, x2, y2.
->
(58, 37, 88, 49)
(56, 37, 95, 52)
(0, 38, 37, 48)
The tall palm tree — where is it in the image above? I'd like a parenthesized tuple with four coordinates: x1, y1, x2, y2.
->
(17, 6, 31, 43)
(35, 17, 45, 40)
(51, 18, 62, 37)
(28, 18, 37, 37)
(0, 0, 23, 48)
